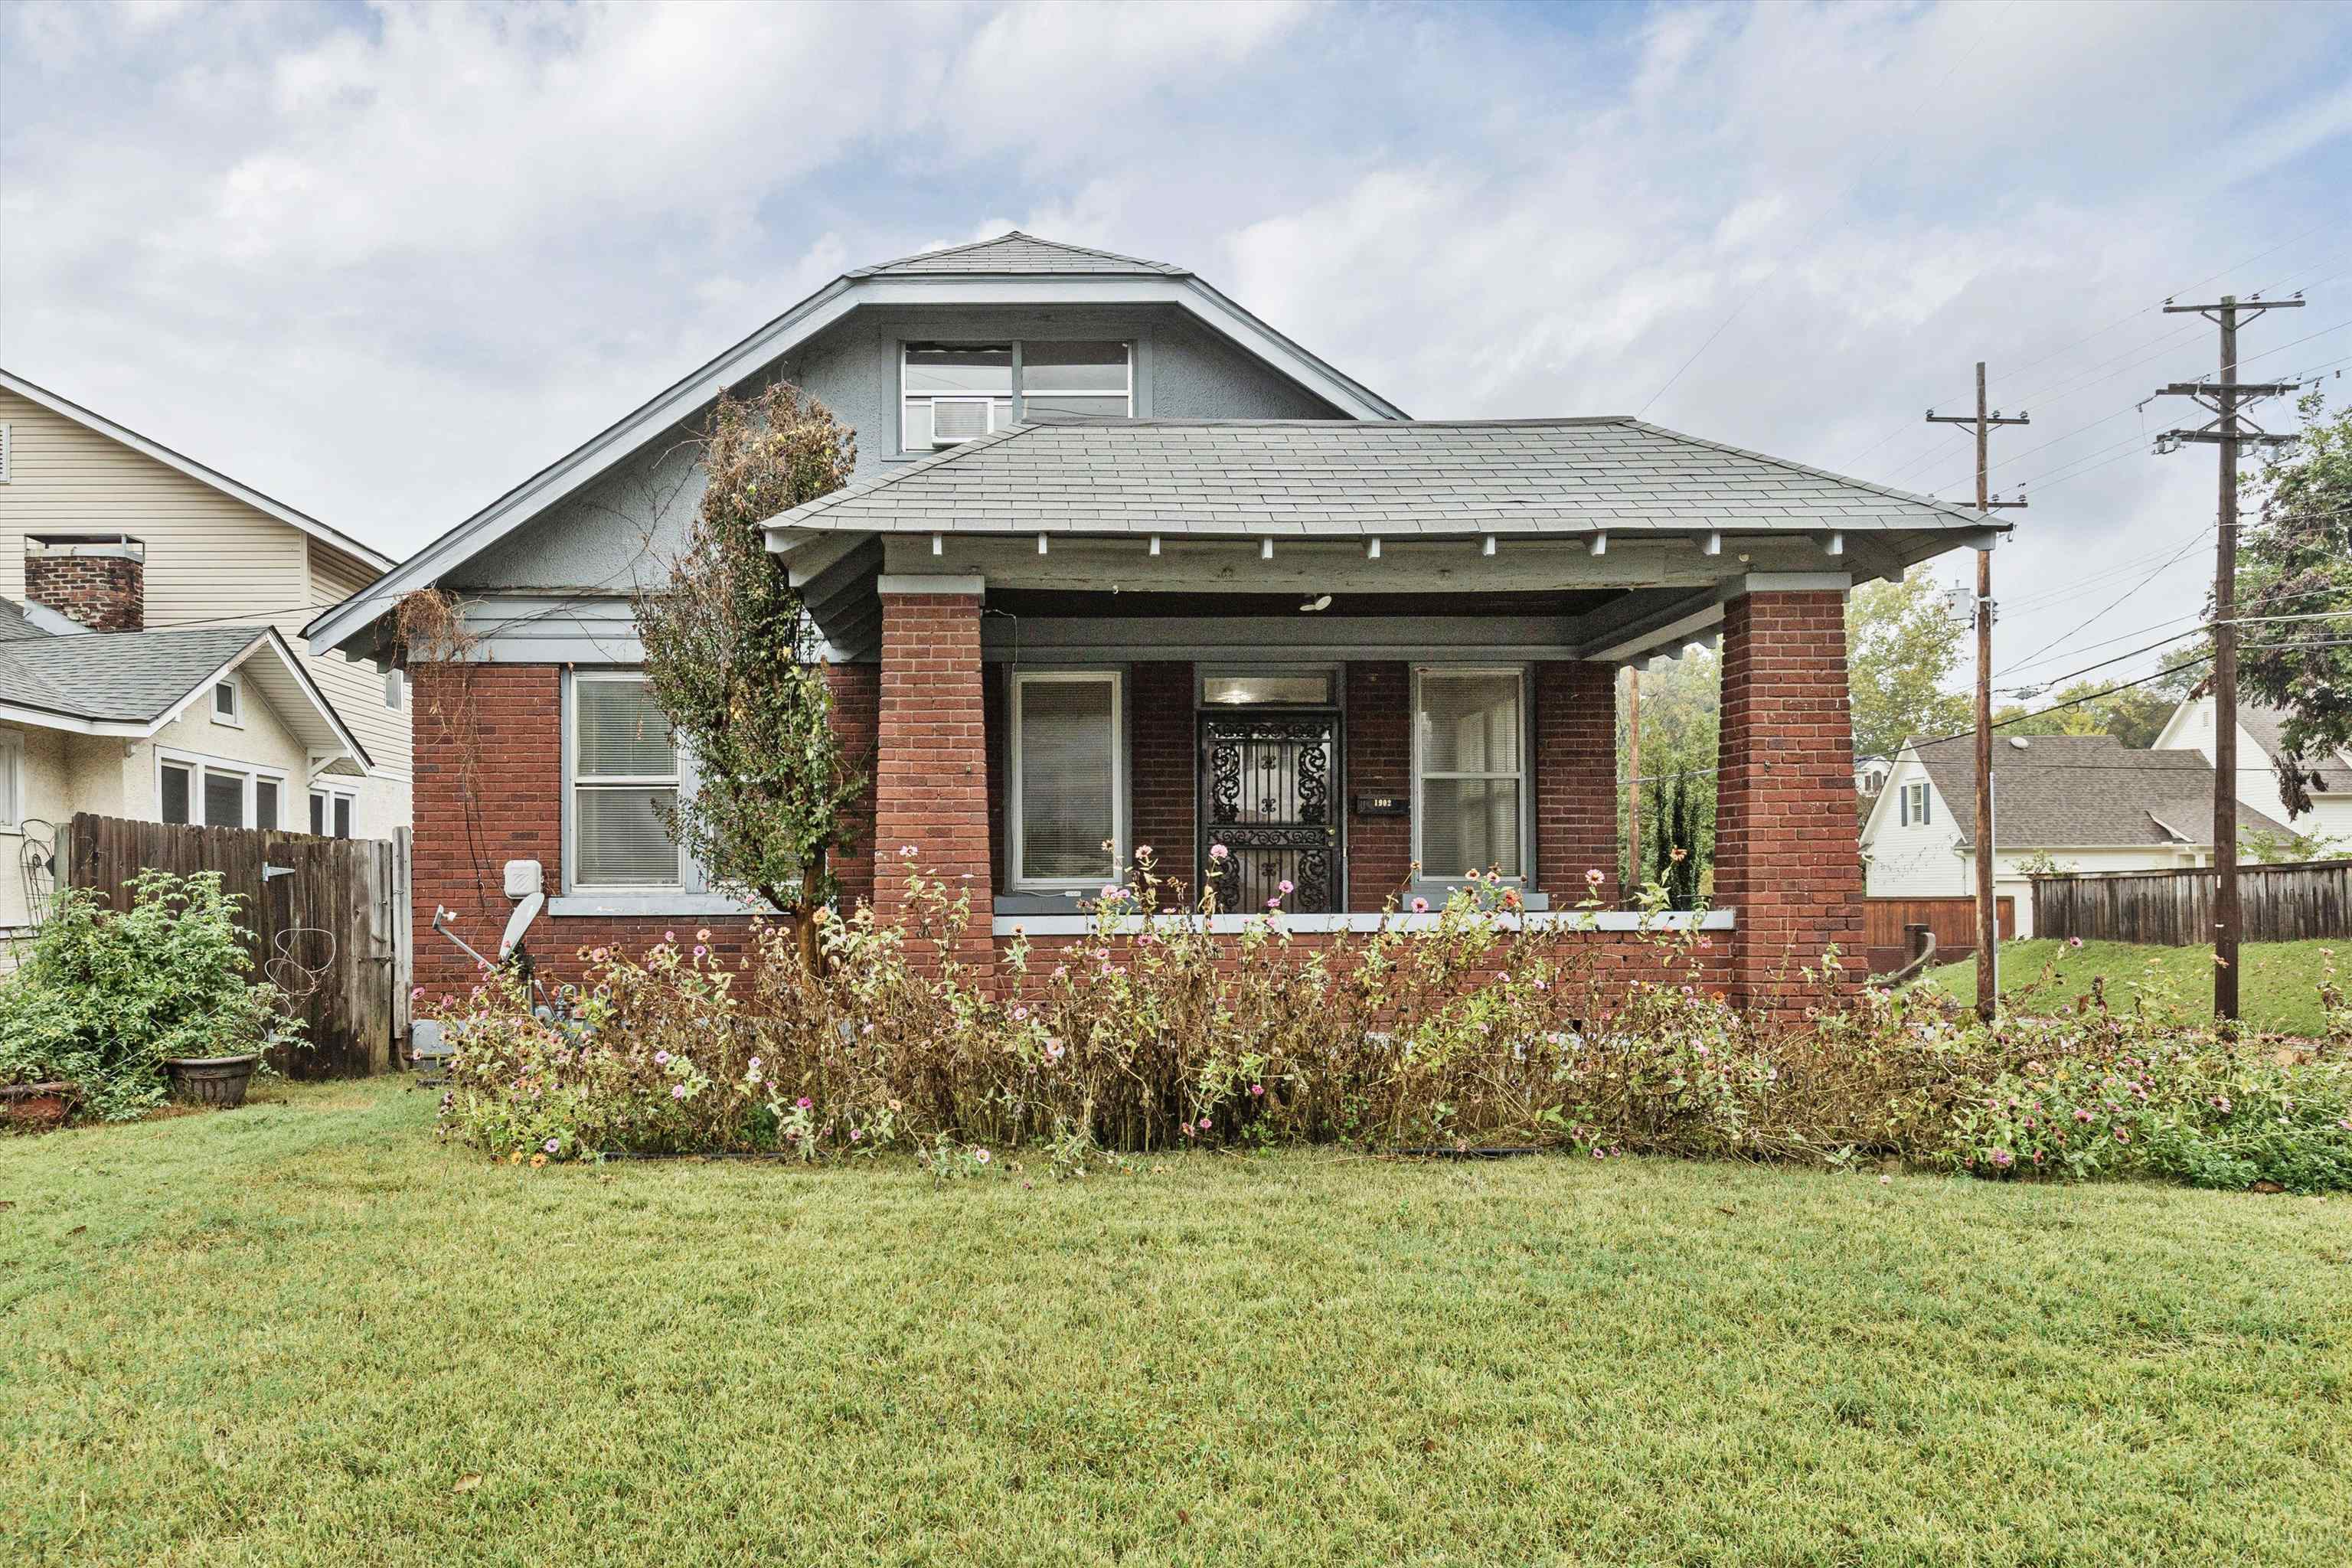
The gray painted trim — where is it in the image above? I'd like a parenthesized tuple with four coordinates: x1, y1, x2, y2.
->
(548, 893, 769, 918)
(876, 573, 985, 596)
(1723, 572, 1853, 596)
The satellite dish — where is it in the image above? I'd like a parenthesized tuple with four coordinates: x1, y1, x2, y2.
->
(499, 890, 545, 959)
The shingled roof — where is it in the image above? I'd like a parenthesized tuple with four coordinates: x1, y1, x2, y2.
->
(1909, 732, 2287, 848)
(2240, 703, 2352, 792)
(848, 231, 1188, 277)
(0, 626, 277, 725)
(760, 413, 2001, 540)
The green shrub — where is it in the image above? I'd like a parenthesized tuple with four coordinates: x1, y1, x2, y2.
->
(0, 870, 300, 1122)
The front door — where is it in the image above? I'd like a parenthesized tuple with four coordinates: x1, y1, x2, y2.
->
(1199, 707, 1341, 913)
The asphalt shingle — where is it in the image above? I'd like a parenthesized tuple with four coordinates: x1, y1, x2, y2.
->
(848, 231, 1187, 277)
(1910, 732, 2288, 849)
(0, 626, 268, 724)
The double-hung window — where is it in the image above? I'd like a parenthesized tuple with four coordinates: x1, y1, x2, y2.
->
(1900, 779, 1930, 827)
(570, 674, 684, 890)
(0, 730, 21, 830)
(901, 341, 1131, 451)
(1009, 671, 1122, 891)
(1413, 668, 1527, 881)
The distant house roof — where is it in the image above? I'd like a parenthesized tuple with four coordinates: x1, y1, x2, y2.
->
(1909, 732, 2287, 848)
(0, 367, 394, 572)
(0, 622, 370, 766)
(758, 413, 2003, 544)
(848, 231, 1189, 277)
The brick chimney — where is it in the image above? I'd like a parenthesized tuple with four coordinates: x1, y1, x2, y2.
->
(23, 535, 144, 632)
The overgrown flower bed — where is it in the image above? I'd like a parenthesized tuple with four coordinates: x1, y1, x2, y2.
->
(435, 857, 2352, 1191)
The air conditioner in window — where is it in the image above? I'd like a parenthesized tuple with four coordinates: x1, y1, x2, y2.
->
(930, 398, 993, 446)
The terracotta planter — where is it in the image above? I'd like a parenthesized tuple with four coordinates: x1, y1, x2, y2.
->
(165, 1054, 261, 1108)
(2, 1080, 80, 1130)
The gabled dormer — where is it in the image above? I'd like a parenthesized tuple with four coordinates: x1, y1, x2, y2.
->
(311, 232, 1403, 662)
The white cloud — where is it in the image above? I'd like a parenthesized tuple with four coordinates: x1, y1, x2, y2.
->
(2, 0, 2347, 683)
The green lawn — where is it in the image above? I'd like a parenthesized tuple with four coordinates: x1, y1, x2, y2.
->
(5, 1080, 2350, 1566)
(1922, 938, 2344, 1034)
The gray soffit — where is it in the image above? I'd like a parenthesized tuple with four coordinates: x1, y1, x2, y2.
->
(1909, 733, 2288, 849)
(759, 414, 2007, 544)
(304, 234, 1406, 659)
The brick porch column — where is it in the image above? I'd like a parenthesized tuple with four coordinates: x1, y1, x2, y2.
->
(1713, 583, 1865, 1012)
(1534, 659, 1620, 907)
(874, 581, 995, 981)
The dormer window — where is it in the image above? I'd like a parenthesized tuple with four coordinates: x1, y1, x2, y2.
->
(901, 341, 1131, 451)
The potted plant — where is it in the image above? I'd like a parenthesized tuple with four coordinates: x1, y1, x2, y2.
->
(0, 870, 307, 1122)
(164, 985, 306, 1108)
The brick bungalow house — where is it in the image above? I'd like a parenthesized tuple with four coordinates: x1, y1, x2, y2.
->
(306, 233, 2003, 1011)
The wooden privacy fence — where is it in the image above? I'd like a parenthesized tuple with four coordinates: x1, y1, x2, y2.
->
(2032, 859, 2352, 947)
(1861, 895, 2015, 974)
(60, 814, 412, 1078)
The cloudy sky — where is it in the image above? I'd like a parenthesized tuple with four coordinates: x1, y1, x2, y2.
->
(5, 0, 2349, 691)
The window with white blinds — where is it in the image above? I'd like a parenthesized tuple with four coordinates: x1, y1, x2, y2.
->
(0, 731, 21, 828)
(1413, 668, 1526, 880)
(1011, 671, 1122, 888)
(570, 674, 684, 889)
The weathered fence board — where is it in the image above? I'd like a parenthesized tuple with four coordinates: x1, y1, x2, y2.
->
(1861, 896, 2014, 973)
(60, 814, 408, 1078)
(2032, 860, 2352, 947)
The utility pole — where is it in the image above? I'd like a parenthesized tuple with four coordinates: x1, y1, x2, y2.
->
(2150, 292, 2305, 1024)
(1625, 665, 1642, 893)
(1928, 364, 2028, 1021)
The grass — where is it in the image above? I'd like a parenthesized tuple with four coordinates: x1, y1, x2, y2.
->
(4, 1080, 2349, 1566)
(1922, 938, 2344, 1035)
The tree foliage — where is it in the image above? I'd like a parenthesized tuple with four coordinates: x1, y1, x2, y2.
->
(2238, 394, 2352, 817)
(632, 384, 865, 917)
(1847, 570, 1971, 763)
(1618, 651, 1719, 890)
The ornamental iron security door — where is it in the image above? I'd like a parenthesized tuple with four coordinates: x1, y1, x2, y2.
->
(1199, 709, 1341, 914)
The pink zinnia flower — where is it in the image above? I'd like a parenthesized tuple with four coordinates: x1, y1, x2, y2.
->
(1585, 868, 1604, 886)
(670, 1083, 688, 1099)
(1278, 879, 1294, 895)
(796, 1096, 813, 1110)
(1410, 897, 1429, 913)
(1250, 1083, 1264, 1096)
(654, 1050, 671, 1065)
(1210, 844, 1229, 860)
(975, 1148, 991, 1165)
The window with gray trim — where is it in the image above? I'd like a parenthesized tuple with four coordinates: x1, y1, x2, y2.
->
(901, 341, 1130, 450)
(569, 674, 685, 890)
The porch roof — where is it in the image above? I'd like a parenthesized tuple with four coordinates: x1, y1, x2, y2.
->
(759, 413, 2007, 544)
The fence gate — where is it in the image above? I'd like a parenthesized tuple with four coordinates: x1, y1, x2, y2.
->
(62, 814, 409, 1078)
(1199, 708, 1341, 913)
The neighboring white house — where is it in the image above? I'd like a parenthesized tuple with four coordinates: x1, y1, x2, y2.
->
(0, 599, 372, 937)
(0, 369, 409, 846)
(2154, 694, 2352, 845)
(1855, 753, 1891, 802)
(1860, 731, 2288, 938)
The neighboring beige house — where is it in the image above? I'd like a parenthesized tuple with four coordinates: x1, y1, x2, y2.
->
(1860, 732, 2287, 938)
(2154, 694, 2352, 847)
(0, 368, 409, 853)
(0, 602, 371, 935)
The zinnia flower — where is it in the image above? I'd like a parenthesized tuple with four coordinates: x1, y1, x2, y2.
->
(1210, 844, 1230, 860)
(670, 1084, 688, 1099)
(796, 1096, 813, 1109)
(654, 1050, 671, 1065)
(531, 1154, 548, 1168)
(1410, 897, 1429, 913)
(900, 844, 919, 858)
(1278, 879, 1294, 894)
(1585, 868, 1604, 886)
(544, 1138, 560, 1154)
(975, 1148, 991, 1165)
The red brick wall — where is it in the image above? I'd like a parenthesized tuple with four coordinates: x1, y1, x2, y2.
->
(1344, 661, 1411, 910)
(874, 592, 994, 974)
(1534, 660, 1619, 904)
(407, 662, 768, 1005)
(825, 662, 879, 911)
(1004, 925, 1730, 1004)
(24, 550, 142, 632)
(1129, 661, 1196, 900)
(1713, 590, 1865, 1009)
